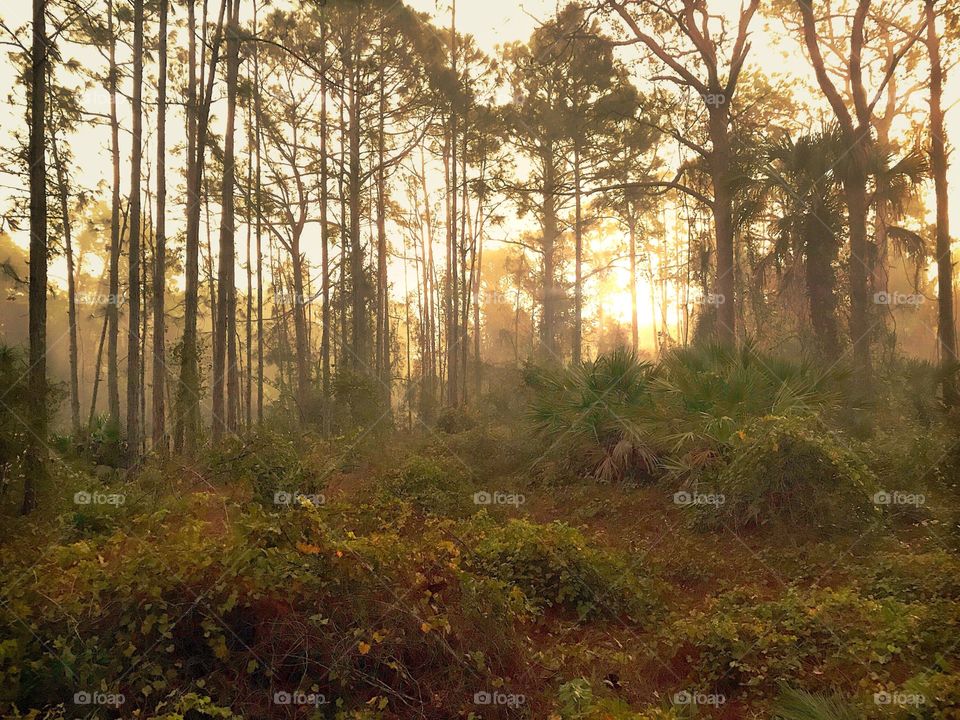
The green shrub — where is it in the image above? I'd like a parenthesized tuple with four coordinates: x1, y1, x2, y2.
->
(331, 369, 390, 432)
(435, 406, 478, 434)
(526, 347, 662, 482)
(692, 415, 878, 530)
(668, 587, 922, 697)
(902, 667, 960, 719)
(427, 424, 535, 481)
(524, 343, 843, 483)
(554, 678, 683, 719)
(461, 517, 659, 619)
(0, 497, 530, 719)
(378, 455, 474, 516)
(867, 551, 960, 601)
(207, 429, 320, 505)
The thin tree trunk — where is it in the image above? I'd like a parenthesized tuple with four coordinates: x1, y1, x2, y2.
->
(708, 106, 736, 346)
(125, 0, 144, 454)
(927, 0, 958, 405)
(23, 0, 48, 514)
(319, 18, 331, 407)
(152, 0, 168, 451)
(254, 0, 264, 425)
(49, 111, 81, 435)
(213, 0, 241, 439)
(573, 145, 583, 364)
(629, 211, 639, 353)
(174, 0, 227, 452)
(107, 0, 121, 427)
(89, 308, 109, 428)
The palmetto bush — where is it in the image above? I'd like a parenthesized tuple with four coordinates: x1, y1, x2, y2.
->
(526, 342, 842, 482)
(525, 347, 661, 482)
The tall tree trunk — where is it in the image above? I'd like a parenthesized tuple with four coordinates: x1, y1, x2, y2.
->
(89, 308, 109, 428)
(152, 0, 168, 451)
(214, 0, 240, 439)
(245, 66, 253, 429)
(23, 0, 48, 514)
(347, 45, 366, 368)
(541, 144, 559, 360)
(107, 0, 121, 427)
(628, 211, 639, 353)
(843, 155, 874, 389)
(572, 146, 583, 364)
(174, 0, 227, 452)
(708, 105, 736, 345)
(375, 40, 390, 408)
(291, 227, 310, 405)
(125, 0, 144, 455)
(447, 0, 459, 406)
(319, 20, 331, 407)
(254, 0, 264, 425)
(805, 209, 841, 361)
(927, 0, 958, 406)
(49, 114, 80, 436)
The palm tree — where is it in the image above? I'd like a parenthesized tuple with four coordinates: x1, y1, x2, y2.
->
(762, 128, 846, 361)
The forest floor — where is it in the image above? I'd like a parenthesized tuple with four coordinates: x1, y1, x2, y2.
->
(2, 400, 960, 719)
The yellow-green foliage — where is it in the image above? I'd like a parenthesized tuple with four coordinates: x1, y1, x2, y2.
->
(0, 492, 532, 718)
(666, 586, 958, 698)
(694, 415, 878, 530)
(461, 516, 660, 619)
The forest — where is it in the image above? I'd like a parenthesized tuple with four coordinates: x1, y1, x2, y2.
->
(1, 0, 960, 717)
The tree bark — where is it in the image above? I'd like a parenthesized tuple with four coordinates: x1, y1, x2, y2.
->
(708, 105, 736, 345)
(107, 0, 121, 427)
(927, 0, 958, 405)
(174, 0, 227, 452)
(573, 145, 584, 363)
(49, 113, 80, 436)
(152, 0, 168, 451)
(125, 0, 144, 455)
(213, 0, 241, 439)
(23, 0, 48, 514)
